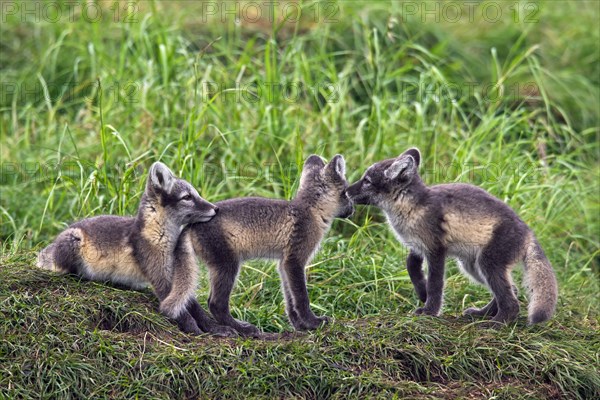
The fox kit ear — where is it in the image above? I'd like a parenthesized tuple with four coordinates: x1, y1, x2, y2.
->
(385, 155, 417, 181)
(299, 155, 325, 191)
(401, 147, 421, 167)
(304, 154, 326, 169)
(327, 154, 346, 179)
(149, 162, 175, 194)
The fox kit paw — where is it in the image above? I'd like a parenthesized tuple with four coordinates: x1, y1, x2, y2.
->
(175, 316, 203, 336)
(463, 307, 496, 318)
(310, 315, 330, 329)
(208, 324, 238, 338)
(491, 313, 518, 324)
(414, 307, 439, 316)
(413, 284, 427, 303)
(232, 320, 261, 338)
(478, 320, 505, 330)
(292, 315, 330, 331)
(477, 314, 518, 329)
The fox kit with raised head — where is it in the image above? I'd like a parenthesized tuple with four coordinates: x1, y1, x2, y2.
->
(189, 155, 354, 336)
(37, 162, 234, 336)
(347, 148, 558, 325)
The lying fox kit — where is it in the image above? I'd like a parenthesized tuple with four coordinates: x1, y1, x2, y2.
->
(347, 148, 558, 325)
(190, 155, 354, 336)
(37, 162, 234, 336)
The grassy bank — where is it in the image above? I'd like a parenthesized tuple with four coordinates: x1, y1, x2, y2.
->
(1, 0, 599, 398)
(1, 255, 598, 398)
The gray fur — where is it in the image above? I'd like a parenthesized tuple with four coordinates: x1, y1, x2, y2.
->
(190, 154, 354, 336)
(347, 148, 558, 325)
(37, 162, 235, 336)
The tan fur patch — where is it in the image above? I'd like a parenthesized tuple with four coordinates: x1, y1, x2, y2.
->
(310, 195, 338, 230)
(140, 204, 169, 246)
(220, 215, 294, 260)
(79, 228, 147, 287)
(386, 201, 432, 255)
(442, 212, 497, 247)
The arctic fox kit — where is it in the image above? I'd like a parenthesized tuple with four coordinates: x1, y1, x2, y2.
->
(347, 148, 558, 325)
(37, 162, 234, 336)
(189, 155, 354, 336)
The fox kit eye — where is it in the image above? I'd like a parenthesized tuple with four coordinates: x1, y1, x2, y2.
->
(363, 176, 372, 185)
(180, 194, 193, 201)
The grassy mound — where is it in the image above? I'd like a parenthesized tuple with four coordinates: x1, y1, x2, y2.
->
(1, 253, 598, 399)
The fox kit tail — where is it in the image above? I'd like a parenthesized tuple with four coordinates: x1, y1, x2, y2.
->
(37, 244, 57, 271)
(523, 235, 558, 324)
(36, 228, 83, 274)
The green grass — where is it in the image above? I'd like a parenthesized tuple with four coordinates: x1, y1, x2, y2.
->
(1, 1, 599, 398)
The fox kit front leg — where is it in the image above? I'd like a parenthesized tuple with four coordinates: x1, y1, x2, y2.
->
(415, 249, 446, 316)
(162, 234, 237, 337)
(406, 250, 427, 303)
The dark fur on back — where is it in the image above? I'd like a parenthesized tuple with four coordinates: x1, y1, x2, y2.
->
(347, 148, 558, 325)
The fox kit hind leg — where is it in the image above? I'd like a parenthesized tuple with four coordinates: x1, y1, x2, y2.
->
(278, 263, 301, 326)
(205, 253, 261, 338)
(476, 243, 520, 323)
(463, 285, 519, 319)
(279, 254, 329, 331)
(459, 255, 501, 319)
(479, 268, 519, 323)
(458, 247, 520, 321)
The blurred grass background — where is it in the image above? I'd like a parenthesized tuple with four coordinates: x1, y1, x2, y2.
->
(1, 1, 598, 398)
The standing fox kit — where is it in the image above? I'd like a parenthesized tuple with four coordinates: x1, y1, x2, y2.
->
(347, 148, 558, 325)
(37, 162, 235, 336)
(190, 155, 354, 336)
